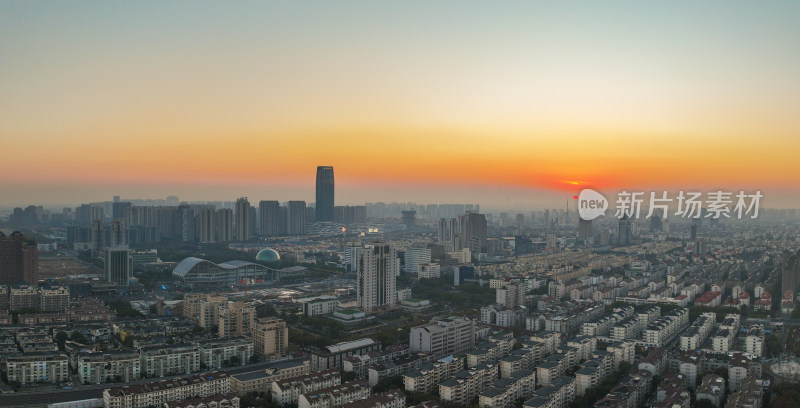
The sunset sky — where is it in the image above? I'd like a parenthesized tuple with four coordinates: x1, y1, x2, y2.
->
(2, 1, 799, 208)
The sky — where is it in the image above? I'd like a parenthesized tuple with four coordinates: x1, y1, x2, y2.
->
(1, 1, 799, 209)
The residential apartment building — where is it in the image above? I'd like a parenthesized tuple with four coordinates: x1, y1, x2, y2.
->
(197, 337, 253, 369)
(5, 352, 69, 385)
(409, 316, 475, 358)
(403, 355, 465, 394)
(140, 343, 201, 378)
(272, 369, 342, 405)
(103, 371, 230, 408)
(252, 318, 288, 359)
(298, 380, 371, 408)
(439, 362, 499, 405)
(77, 351, 141, 384)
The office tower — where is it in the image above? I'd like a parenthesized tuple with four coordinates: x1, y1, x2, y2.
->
(578, 218, 593, 241)
(287, 201, 306, 235)
(234, 197, 252, 241)
(0, 232, 39, 284)
(197, 208, 216, 243)
(458, 212, 487, 253)
(258, 201, 281, 236)
(105, 246, 131, 286)
(111, 219, 126, 246)
(356, 243, 399, 311)
(315, 166, 335, 222)
(216, 209, 233, 242)
(618, 214, 632, 245)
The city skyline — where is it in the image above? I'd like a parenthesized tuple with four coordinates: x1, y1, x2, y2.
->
(2, 2, 799, 208)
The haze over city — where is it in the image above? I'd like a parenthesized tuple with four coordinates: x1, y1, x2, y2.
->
(2, 1, 800, 208)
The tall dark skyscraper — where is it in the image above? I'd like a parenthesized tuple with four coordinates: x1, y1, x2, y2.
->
(315, 166, 335, 222)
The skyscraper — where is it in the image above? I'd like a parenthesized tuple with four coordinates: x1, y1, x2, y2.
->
(235, 197, 252, 241)
(105, 245, 131, 286)
(356, 243, 398, 312)
(315, 166, 335, 222)
(0, 231, 38, 285)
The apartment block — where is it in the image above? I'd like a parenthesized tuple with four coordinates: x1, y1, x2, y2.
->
(103, 371, 230, 408)
(403, 355, 465, 394)
(78, 351, 141, 384)
(298, 380, 371, 408)
(272, 369, 342, 405)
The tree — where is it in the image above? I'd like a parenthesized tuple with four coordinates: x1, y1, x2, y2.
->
(714, 367, 729, 382)
(70, 330, 87, 344)
(55, 331, 68, 348)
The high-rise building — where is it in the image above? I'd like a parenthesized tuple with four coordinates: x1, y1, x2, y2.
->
(111, 219, 126, 246)
(315, 166, 335, 222)
(197, 208, 216, 243)
(105, 246, 131, 286)
(216, 209, 233, 242)
(259, 201, 282, 236)
(287, 201, 306, 235)
(356, 243, 399, 311)
(252, 318, 288, 358)
(459, 212, 487, 253)
(618, 214, 632, 245)
(0, 231, 38, 285)
(112, 201, 131, 223)
(235, 197, 252, 241)
(578, 219, 593, 241)
(91, 219, 105, 256)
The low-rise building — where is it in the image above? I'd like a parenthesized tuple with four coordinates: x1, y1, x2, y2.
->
(696, 375, 725, 408)
(197, 337, 253, 369)
(403, 355, 464, 394)
(272, 369, 341, 405)
(140, 343, 200, 378)
(298, 380, 371, 408)
(5, 352, 69, 385)
(103, 371, 230, 408)
(78, 351, 141, 384)
(439, 363, 498, 405)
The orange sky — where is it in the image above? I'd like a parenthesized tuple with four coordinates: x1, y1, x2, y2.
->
(1, 2, 799, 208)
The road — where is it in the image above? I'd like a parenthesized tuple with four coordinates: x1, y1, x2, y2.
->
(0, 357, 307, 407)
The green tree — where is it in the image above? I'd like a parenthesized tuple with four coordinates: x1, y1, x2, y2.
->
(70, 330, 87, 344)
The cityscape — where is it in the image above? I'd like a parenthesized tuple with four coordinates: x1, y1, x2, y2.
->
(2, 3, 800, 408)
